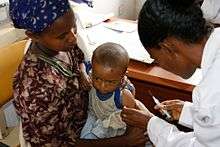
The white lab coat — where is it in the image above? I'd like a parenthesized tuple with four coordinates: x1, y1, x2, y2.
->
(147, 28, 220, 147)
(201, 0, 220, 24)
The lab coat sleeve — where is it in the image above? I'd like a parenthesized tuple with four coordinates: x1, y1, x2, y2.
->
(147, 116, 197, 147)
(148, 101, 220, 147)
(178, 101, 194, 129)
(201, 0, 220, 24)
(147, 62, 220, 147)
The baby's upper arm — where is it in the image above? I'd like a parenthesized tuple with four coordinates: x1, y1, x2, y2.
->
(121, 89, 136, 108)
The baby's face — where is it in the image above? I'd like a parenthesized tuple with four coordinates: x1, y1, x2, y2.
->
(91, 62, 125, 94)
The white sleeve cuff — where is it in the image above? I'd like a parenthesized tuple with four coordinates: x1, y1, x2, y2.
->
(178, 101, 193, 129)
(147, 116, 197, 147)
(147, 116, 172, 145)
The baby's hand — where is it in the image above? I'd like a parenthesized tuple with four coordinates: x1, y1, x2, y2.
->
(80, 72, 92, 90)
(121, 75, 136, 96)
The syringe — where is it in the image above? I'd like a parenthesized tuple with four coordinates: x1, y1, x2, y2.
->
(148, 91, 172, 120)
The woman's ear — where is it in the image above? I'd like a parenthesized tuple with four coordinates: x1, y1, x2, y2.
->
(25, 31, 40, 42)
(158, 42, 174, 55)
(158, 38, 178, 56)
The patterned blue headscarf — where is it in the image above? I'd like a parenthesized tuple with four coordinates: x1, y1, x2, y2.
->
(9, 0, 71, 33)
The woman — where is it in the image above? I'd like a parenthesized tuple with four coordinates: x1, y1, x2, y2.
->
(122, 0, 220, 146)
(10, 0, 146, 146)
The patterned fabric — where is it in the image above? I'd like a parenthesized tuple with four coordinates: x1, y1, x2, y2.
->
(13, 45, 88, 146)
(9, 0, 70, 33)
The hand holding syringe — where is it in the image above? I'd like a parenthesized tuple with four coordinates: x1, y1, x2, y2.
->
(148, 91, 172, 120)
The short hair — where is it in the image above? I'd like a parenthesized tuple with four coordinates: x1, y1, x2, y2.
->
(92, 42, 129, 73)
(138, 0, 213, 49)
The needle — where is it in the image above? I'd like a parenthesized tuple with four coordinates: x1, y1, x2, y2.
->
(148, 90, 172, 120)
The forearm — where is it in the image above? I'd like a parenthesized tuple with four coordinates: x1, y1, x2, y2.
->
(76, 136, 128, 147)
(148, 116, 199, 147)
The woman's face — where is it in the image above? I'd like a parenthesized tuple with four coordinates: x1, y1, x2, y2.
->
(37, 10, 77, 52)
(148, 41, 197, 79)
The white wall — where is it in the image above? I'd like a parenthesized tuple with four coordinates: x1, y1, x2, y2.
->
(119, 0, 136, 20)
(0, 0, 137, 20)
(92, 0, 120, 15)
(92, 0, 136, 20)
(0, 0, 8, 4)
(135, 0, 146, 19)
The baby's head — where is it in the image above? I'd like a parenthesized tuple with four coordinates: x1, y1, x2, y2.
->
(91, 42, 129, 94)
(10, 0, 76, 52)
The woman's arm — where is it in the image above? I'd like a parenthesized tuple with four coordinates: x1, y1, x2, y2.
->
(122, 101, 220, 147)
(76, 127, 147, 147)
(76, 136, 129, 147)
(13, 59, 78, 146)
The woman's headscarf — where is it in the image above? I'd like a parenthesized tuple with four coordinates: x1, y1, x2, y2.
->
(9, 0, 71, 33)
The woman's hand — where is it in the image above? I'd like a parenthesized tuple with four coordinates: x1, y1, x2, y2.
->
(154, 99, 184, 121)
(121, 106, 154, 130)
(124, 126, 148, 147)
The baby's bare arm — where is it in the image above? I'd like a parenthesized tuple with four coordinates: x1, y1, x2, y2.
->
(122, 89, 136, 108)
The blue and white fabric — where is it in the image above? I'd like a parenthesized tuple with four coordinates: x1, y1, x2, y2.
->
(80, 87, 126, 139)
(9, 0, 71, 33)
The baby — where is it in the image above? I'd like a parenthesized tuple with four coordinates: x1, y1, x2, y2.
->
(80, 42, 136, 139)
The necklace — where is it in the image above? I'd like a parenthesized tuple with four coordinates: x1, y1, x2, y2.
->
(34, 43, 78, 78)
